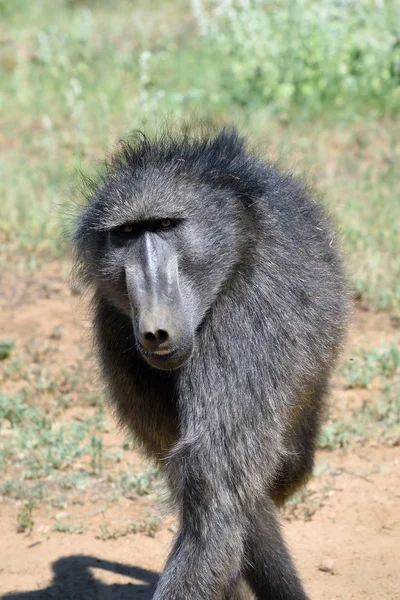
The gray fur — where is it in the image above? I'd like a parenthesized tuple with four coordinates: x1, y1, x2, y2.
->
(73, 127, 348, 599)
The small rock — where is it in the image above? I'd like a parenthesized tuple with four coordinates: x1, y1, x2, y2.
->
(317, 559, 336, 574)
(55, 511, 70, 520)
(37, 525, 50, 534)
(50, 325, 64, 340)
(46, 281, 64, 293)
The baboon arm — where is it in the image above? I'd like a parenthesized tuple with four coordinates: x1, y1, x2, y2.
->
(153, 438, 248, 599)
(153, 344, 288, 599)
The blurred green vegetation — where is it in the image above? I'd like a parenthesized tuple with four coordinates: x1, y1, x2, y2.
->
(320, 341, 400, 449)
(0, 0, 399, 311)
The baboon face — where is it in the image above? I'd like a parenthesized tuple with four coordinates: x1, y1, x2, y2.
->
(76, 167, 241, 370)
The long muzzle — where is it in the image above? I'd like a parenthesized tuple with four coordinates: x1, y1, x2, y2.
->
(125, 233, 193, 369)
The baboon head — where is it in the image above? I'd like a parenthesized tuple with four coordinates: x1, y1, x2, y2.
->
(74, 130, 258, 370)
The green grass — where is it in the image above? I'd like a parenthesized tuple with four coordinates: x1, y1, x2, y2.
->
(274, 122, 400, 310)
(329, 149, 400, 310)
(0, 392, 103, 485)
(0, 1, 399, 307)
(320, 341, 400, 449)
(0, 339, 160, 525)
(0, 388, 159, 501)
(341, 342, 400, 389)
(0, 325, 163, 534)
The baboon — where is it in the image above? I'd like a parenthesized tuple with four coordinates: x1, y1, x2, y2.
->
(73, 127, 348, 600)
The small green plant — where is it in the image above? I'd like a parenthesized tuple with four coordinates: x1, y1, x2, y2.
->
(118, 466, 159, 497)
(17, 499, 35, 533)
(0, 394, 45, 428)
(97, 514, 161, 541)
(140, 514, 162, 538)
(321, 342, 400, 449)
(90, 435, 103, 474)
(0, 339, 14, 360)
(54, 521, 83, 534)
(341, 343, 400, 389)
(282, 485, 334, 521)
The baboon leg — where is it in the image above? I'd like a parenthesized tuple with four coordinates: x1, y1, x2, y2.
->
(243, 498, 309, 600)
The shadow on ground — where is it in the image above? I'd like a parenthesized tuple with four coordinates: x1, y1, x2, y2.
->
(4, 555, 159, 599)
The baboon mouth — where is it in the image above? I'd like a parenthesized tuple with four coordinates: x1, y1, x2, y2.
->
(153, 348, 177, 357)
(139, 344, 192, 370)
(139, 345, 179, 359)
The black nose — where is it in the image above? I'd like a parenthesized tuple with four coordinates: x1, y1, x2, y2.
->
(141, 328, 170, 351)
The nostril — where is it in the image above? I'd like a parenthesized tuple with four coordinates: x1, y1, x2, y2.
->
(157, 329, 169, 343)
(144, 331, 156, 343)
(142, 329, 169, 350)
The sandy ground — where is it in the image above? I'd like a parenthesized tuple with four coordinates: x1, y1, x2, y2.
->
(0, 264, 399, 599)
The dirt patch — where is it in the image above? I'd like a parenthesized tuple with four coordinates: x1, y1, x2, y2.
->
(0, 265, 399, 599)
(1, 447, 398, 600)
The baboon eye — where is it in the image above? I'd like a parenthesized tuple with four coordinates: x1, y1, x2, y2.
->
(113, 219, 176, 237)
(159, 219, 172, 229)
(120, 224, 134, 234)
